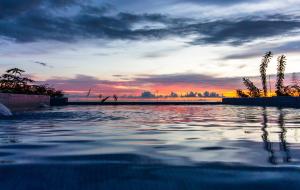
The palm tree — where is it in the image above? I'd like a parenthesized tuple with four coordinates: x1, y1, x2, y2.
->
(276, 55, 286, 96)
(6, 68, 24, 76)
(242, 78, 261, 97)
(237, 52, 300, 97)
(260, 51, 272, 97)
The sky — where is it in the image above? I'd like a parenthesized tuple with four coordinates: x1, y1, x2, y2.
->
(1, 0, 300, 97)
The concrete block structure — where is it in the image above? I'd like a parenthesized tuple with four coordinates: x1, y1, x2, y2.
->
(0, 93, 50, 110)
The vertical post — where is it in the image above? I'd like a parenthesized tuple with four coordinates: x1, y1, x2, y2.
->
(269, 75, 272, 97)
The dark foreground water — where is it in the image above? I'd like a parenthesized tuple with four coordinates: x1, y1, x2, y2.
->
(0, 105, 300, 190)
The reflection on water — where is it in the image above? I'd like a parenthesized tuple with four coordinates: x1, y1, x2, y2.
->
(69, 97, 222, 102)
(1, 105, 300, 189)
(0, 105, 299, 166)
(261, 108, 292, 164)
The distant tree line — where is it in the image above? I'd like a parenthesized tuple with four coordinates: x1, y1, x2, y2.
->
(181, 91, 220, 98)
(237, 52, 300, 98)
(140, 91, 221, 98)
(0, 68, 64, 98)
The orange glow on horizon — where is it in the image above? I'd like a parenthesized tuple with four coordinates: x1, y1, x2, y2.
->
(63, 85, 238, 97)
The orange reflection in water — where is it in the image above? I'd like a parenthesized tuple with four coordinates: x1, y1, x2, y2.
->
(69, 97, 222, 102)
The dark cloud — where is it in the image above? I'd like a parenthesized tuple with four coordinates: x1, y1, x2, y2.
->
(43, 73, 244, 92)
(238, 64, 247, 69)
(34, 61, 53, 68)
(222, 51, 263, 60)
(273, 41, 300, 53)
(176, 0, 262, 6)
(47, 0, 80, 7)
(142, 47, 183, 58)
(0, 7, 178, 42)
(0, 1, 300, 45)
(113, 74, 129, 78)
(143, 51, 167, 58)
(222, 41, 300, 60)
(189, 20, 300, 45)
(0, 0, 41, 18)
(0, 0, 81, 18)
(108, 0, 263, 8)
(132, 73, 243, 89)
(41, 74, 140, 95)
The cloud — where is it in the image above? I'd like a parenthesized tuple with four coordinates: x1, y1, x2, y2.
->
(189, 20, 300, 45)
(142, 46, 183, 58)
(41, 71, 300, 96)
(107, 0, 263, 9)
(41, 74, 141, 95)
(222, 51, 262, 60)
(0, 0, 299, 46)
(175, 0, 262, 6)
(222, 41, 300, 60)
(0, 0, 81, 18)
(0, 8, 179, 42)
(132, 73, 243, 89)
(0, 0, 41, 19)
(112, 74, 126, 77)
(34, 61, 53, 68)
(41, 73, 244, 94)
(238, 64, 247, 69)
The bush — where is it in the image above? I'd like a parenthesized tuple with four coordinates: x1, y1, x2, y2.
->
(0, 68, 64, 98)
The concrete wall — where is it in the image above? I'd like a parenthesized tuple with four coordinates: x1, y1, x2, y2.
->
(223, 97, 300, 108)
(0, 93, 50, 110)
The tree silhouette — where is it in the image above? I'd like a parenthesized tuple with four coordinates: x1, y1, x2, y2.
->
(276, 55, 287, 96)
(236, 89, 249, 97)
(0, 68, 64, 98)
(242, 78, 261, 97)
(0, 70, 33, 92)
(260, 51, 272, 97)
(237, 52, 300, 97)
(282, 85, 300, 97)
(6, 68, 24, 76)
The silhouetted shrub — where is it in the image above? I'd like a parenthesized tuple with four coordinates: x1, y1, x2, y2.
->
(0, 68, 64, 98)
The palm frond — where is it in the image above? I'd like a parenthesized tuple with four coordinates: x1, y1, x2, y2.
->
(242, 78, 261, 97)
(6, 68, 25, 75)
(260, 51, 272, 96)
(101, 96, 110, 103)
(276, 55, 286, 96)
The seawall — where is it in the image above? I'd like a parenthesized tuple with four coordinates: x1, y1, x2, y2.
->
(0, 93, 50, 111)
(222, 97, 300, 108)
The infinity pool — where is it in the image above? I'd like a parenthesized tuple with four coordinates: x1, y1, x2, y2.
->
(0, 105, 300, 189)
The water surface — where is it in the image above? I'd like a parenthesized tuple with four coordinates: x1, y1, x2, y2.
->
(0, 105, 300, 189)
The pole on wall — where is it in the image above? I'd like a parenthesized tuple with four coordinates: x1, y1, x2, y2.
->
(269, 75, 272, 97)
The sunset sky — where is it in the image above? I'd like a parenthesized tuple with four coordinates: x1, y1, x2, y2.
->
(1, 0, 300, 96)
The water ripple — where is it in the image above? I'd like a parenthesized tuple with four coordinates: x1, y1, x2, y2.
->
(0, 105, 299, 167)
